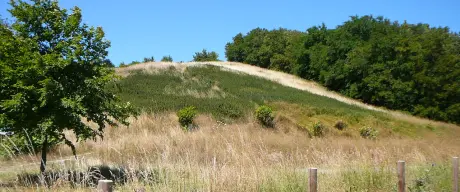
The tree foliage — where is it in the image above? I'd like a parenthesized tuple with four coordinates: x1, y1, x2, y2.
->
(225, 15, 460, 124)
(143, 56, 155, 62)
(0, 0, 136, 172)
(161, 55, 173, 62)
(193, 49, 219, 62)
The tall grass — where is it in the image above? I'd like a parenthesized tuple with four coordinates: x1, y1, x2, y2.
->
(1, 114, 459, 191)
(0, 113, 460, 192)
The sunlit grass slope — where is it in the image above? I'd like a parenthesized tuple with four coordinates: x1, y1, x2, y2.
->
(111, 64, 454, 138)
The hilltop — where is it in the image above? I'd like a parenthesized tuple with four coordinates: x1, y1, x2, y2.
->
(114, 61, 458, 137)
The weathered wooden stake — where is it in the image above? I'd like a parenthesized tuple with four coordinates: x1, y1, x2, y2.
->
(98, 180, 113, 192)
(398, 161, 405, 192)
(309, 168, 317, 192)
(454, 157, 459, 192)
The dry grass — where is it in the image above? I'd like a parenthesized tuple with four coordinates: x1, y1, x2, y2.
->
(2, 113, 458, 191)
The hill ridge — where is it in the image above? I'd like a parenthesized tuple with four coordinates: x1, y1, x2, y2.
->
(116, 61, 458, 128)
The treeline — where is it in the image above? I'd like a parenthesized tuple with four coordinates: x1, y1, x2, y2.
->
(225, 15, 460, 124)
(118, 49, 220, 67)
(119, 55, 174, 67)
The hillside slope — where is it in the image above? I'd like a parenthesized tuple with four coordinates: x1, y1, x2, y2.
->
(1, 61, 459, 191)
(116, 61, 456, 128)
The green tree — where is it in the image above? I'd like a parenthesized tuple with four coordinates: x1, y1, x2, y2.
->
(103, 59, 114, 68)
(143, 56, 155, 62)
(193, 49, 219, 61)
(161, 55, 173, 62)
(225, 33, 245, 62)
(0, 0, 136, 173)
(225, 16, 460, 124)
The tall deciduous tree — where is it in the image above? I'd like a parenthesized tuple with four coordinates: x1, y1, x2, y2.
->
(225, 16, 460, 124)
(0, 0, 136, 173)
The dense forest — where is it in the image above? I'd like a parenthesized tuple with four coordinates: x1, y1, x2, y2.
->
(225, 15, 460, 124)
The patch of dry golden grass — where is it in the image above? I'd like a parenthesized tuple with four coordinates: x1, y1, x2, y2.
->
(38, 114, 460, 190)
(1, 113, 459, 191)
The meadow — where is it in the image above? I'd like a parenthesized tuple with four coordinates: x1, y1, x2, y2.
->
(1, 64, 459, 191)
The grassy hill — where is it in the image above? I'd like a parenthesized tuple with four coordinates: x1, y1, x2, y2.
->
(1, 62, 459, 191)
(111, 62, 455, 138)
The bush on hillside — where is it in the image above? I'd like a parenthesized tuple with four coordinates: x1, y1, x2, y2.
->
(161, 55, 173, 62)
(177, 106, 197, 130)
(334, 120, 347, 130)
(359, 127, 378, 139)
(130, 60, 141, 65)
(255, 105, 274, 127)
(193, 49, 219, 62)
(143, 56, 155, 62)
(312, 121, 325, 137)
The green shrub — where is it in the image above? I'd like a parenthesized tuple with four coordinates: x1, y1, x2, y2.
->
(334, 120, 347, 130)
(255, 105, 274, 127)
(312, 121, 325, 137)
(177, 106, 197, 130)
(130, 60, 141, 65)
(193, 49, 219, 62)
(143, 56, 155, 62)
(161, 55, 173, 62)
(359, 127, 378, 139)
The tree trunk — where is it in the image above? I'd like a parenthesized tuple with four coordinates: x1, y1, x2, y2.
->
(40, 135, 48, 173)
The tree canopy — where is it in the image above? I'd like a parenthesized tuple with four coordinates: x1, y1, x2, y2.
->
(225, 15, 460, 124)
(0, 0, 136, 172)
(161, 55, 173, 62)
(193, 49, 219, 62)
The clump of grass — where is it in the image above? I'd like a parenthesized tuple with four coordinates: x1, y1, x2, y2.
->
(359, 127, 378, 139)
(425, 124, 435, 131)
(258, 170, 307, 191)
(255, 105, 275, 128)
(408, 163, 452, 191)
(340, 165, 395, 191)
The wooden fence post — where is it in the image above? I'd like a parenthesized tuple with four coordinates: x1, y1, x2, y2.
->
(309, 168, 317, 192)
(454, 157, 459, 192)
(398, 161, 405, 192)
(98, 180, 113, 192)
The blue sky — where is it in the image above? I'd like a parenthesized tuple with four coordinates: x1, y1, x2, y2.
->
(1, 0, 459, 65)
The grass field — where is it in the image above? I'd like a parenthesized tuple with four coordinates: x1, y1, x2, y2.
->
(109, 64, 452, 138)
(1, 63, 459, 191)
